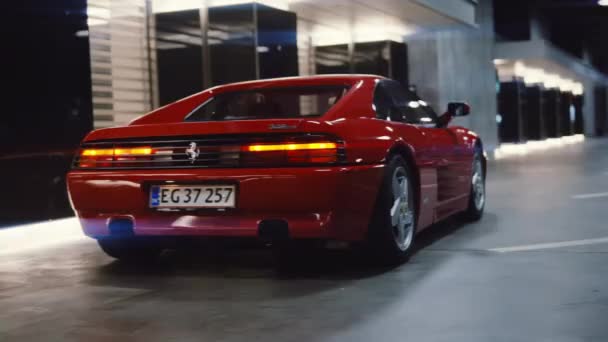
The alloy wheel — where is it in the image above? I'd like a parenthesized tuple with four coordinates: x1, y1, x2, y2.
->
(389, 166, 414, 251)
(472, 157, 485, 211)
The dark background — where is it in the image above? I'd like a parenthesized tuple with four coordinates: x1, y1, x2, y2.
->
(494, 0, 608, 74)
(0, 1, 92, 226)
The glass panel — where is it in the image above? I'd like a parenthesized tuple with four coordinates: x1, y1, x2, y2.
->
(353, 41, 390, 77)
(257, 4, 299, 79)
(208, 4, 257, 85)
(315, 44, 350, 74)
(186, 86, 349, 121)
(373, 83, 394, 120)
(156, 10, 203, 106)
(381, 81, 438, 124)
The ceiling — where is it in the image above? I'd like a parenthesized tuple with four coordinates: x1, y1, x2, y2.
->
(494, 0, 608, 75)
(537, 0, 608, 74)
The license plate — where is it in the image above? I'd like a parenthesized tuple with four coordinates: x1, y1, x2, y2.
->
(150, 185, 236, 208)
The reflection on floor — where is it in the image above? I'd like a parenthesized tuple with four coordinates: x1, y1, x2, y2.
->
(493, 134, 585, 159)
(0, 218, 84, 256)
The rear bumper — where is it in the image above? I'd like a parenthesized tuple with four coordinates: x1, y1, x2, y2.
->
(67, 164, 384, 241)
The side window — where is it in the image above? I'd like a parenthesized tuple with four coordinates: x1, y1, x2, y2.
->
(381, 80, 438, 125)
(414, 94, 439, 125)
(372, 83, 395, 121)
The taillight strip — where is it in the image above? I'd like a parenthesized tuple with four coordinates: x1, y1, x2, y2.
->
(81, 147, 153, 157)
(74, 134, 346, 169)
(246, 142, 337, 152)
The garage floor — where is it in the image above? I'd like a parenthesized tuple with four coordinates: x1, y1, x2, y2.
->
(2, 139, 608, 342)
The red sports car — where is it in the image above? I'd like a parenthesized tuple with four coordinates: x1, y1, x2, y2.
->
(67, 75, 486, 263)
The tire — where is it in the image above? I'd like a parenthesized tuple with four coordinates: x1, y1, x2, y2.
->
(367, 155, 417, 264)
(97, 238, 162, 262)
(462, 151, 485, 221)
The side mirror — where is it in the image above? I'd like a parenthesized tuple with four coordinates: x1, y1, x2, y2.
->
(447, 102, 471, 117)
(437, 102, 470, 128)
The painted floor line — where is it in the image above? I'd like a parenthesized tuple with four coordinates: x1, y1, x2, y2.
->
(489, 237, 608, 253)
(571, 192, 608, 200)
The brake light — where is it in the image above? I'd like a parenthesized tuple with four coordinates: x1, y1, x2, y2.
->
(80, 149, 114, 157)
(81, 147, 153, 157)
(73, 135, 345, 169)
(113, 147, 153, 156)
(246, 142, 337, 152)
(77, 146, 153, 168)
(242, 141, 343, 165)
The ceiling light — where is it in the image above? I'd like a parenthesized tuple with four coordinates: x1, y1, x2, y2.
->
(408, 101, 420, 108)
(599, 0, 608, 6)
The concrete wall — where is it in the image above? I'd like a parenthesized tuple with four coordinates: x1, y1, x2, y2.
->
(605, 88, 608, 134)
(413, 0, 477, 26)
(583, 79, 597, 136)
(407, 0, 499, 151)
(406, 34, 441, 108)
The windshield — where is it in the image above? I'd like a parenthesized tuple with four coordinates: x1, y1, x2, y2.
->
(184, 85, 349, 122)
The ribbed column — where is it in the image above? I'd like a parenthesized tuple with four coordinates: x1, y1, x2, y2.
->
(88, 0, 154, 128)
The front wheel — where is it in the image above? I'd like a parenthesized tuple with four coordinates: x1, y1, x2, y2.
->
(97, 238, 163, 262)
(367, 155, 416, 264)
(462, 151, 485, 221)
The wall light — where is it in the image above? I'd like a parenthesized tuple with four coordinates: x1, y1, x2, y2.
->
(152, 0, 292, 13)
(544, 73, 561, 89)
(559, 78, 576, 93)
(522, 66, 545, 85)
(514, 61, 526, 78)
(208, 0, 291, 10)
(494, 135, 585, 160)
(87, 6, 110, 26)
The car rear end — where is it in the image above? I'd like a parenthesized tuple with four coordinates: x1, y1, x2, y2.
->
(67, 77, 384, 244)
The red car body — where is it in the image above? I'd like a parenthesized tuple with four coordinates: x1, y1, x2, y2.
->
(67, 75, 484, 245)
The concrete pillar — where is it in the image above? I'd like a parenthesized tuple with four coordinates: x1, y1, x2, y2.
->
(406, 33, 441, 111)
(529, 9, 549, 41)
(605, 88, 608, 134)
(406, 0, 499, 151)
(583, 80, 596, 136)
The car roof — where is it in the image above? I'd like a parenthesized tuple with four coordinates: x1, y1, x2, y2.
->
(126, 75, 383, 126)
(208, 74, 385, 92)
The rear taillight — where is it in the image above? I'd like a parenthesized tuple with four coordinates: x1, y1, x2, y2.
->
(245, 142, 337, 152)
(77, 146, 153, 168)
(241, 140, 344, 166)
(73, 135, 346, 169)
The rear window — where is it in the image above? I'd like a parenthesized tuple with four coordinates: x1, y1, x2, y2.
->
(185, 85, 349, 122)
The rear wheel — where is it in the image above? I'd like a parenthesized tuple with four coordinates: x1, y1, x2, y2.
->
(367, 155, 416, 264)
(462, 151, 485, 221)
(97, 238, 163, 262)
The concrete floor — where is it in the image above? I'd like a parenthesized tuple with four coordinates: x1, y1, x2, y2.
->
(2, 139, 608, 341)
